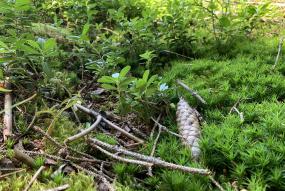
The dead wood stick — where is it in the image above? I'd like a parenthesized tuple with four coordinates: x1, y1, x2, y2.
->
(272, 37, 284, 70)
(3, 79, 12, 141)
(99, 163, 115, 191)
(232, 107, 244, 122)
(75, 104, 144, 143)
(209, 176, 225, 191)
(148, 125, 162, 176)
(150, 114, 161, 139)
(14, 148, 35, 168)
(23, 166, 45, 191)
(0, 168, 25, 179)
(41, 184, 70, 191)
(0, 93, 37, 115)
(89, 138, 210, 175)
(32, 126, 62, 149)
(151, 117, 183, 138)
(94, 144, 153, 167)
(32, 126, 100, 161)
(64, 115, 102, 143)
(177, 80, 207, 104)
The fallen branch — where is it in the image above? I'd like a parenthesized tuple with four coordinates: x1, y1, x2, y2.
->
(23, 166, 45, 191)
(150, 114, 161, 139)
(14, 148, 35, 168)
(75, 104, 144, 143)
(232, 107, 244, 122)
(65, 115, 102, 143)
(0, 168, 25, 179)
(0, 93, 37, 115)
(41, 184, 70, 191)
(147, 125, 161, 176)
(151, 117, 183, 138)
(99, 163, 115, 191)
(94, 144, 153, 167)
(272, 37, 284, 70)
(32, 126, 100, 162)
(176, 80, 207, 104)
(32, 126, 62, 149)
(209, 176, 225, 191)
(3, 78, 12, 141)
(89, 138, 210, 175)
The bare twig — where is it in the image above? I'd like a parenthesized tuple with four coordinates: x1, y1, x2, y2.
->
(75, 104, 144, 143)
(94, 145, 153, 167)
(99, 163, 115, 191)
(0, 93, 37, 115)
(41, 184, 70, 191)
(65, 115, 102, 143)
(176, 80, 207, 104)
(232, 107, 244, 122)
(151, 117, 183, 138)
(209, 176, 225, 191)
(150, 114, 161, 139)
(89, 138, 210, 175)
(32, 126, 100, 162)
(0, 168, 25, 179)
(3, 78, 12, 141)
(32, 126, 62, 149)
(272, 37, 284, 70)
(161, 50, 193, 60)
(14, 148, 35, 168)
(23, 166, 45, 191)
(147, 125, 161, 176)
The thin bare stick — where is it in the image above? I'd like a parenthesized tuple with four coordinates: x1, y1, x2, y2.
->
(32, 126, 62, 149)
(70, 162, 100, 178)
(3, 78, 12, 141)
(32, 126, 100, 161)
(232, 107, 244, 122)
(99, 163, 115, 191)
(150, 114, 161, 139)
(272, 37, 284, 70)
(65, 115, 102, 143)
(0, 168, 25, 179)
(147, 125, 161, 176)
(209, 176, 225, 191)
(161, 50, 193, 60)
(14, 148, 35, 168)
(41, 184, 70, 191)
(89, 138, 210, 175)
(94, 144, 153, 167)
(23, 166, 45, 191)
(75, 104, 144, 143)
(176, 80, 207, 104)
(0, 93, 37, 115)
(151, 117, 183, 138)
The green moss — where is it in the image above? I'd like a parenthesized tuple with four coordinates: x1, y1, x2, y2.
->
(160, 42, 285, 190)
(0, 172, 95, 191)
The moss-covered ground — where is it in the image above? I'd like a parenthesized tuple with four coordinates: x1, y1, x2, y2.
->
(1, 25, 285, 191)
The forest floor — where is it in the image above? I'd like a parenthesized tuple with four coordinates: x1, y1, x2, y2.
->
(0, 1, 285, 191)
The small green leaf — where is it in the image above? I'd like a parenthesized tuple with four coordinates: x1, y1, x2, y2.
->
(15, 0, 32, 11)
(219, 16, 231, 27)
(101, 84, 116, 90)
(136, 79, 146, 89)
(98, 76, 117, 84)
(0, 87, 12, 93)
(142, 70, 150, 82)
(119, 66, 131, 78)
(120, 77, 136, 88)
(43, 38, 57, 52)
(0, 40, 9, 50)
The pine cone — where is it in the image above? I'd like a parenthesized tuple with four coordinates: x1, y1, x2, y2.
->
(176, 98, 201, 161)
